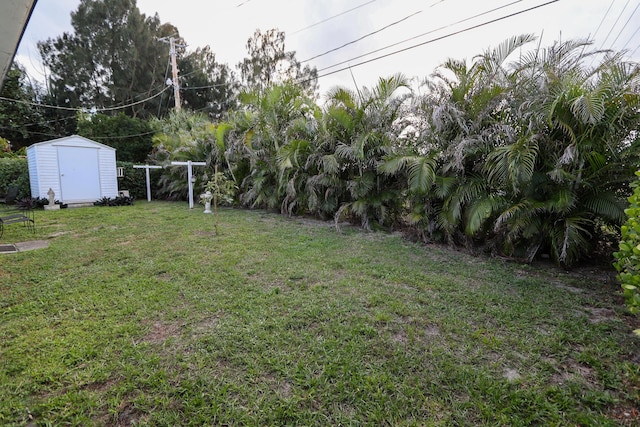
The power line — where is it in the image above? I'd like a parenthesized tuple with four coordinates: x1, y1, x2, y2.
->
(0, 126, 157, 140)
(300, 10, 423, 63)
(290, 0, 378, 35)
(608, 1, 640, 49)
(311, 0, 527, 73)
(621, 25, 640, 51)
(599, 0, 631, 50)
(589, 0, 616, 41)
(0, 85, 171, 113)
(181, 82, 232, 90)
(87, 130, 157, 140)
(311, 0, 560, 81)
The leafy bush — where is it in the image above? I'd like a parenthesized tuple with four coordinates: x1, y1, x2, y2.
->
(94, 196, 134, 207)
(613, 171, 640, 333)
(78, 113, 154, 163)
(116, 161, 161, 200)
(203, 172, 237, 207)
(0, 157, 30, 199)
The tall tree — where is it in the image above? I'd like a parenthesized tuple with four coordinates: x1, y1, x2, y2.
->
(179, 46, 240, 120)
(237, 29, 318, 96)
(0, 64, 61, 150)
(38, 0, 178, 117)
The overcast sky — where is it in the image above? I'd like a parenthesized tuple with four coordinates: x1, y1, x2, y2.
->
(15, 0, 640, 101)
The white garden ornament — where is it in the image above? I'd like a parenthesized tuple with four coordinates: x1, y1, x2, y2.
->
(200, 191, 212, 214)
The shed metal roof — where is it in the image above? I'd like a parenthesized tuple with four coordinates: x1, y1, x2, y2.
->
(0, 0, 38, 91)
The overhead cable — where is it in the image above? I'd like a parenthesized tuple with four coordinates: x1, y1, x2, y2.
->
(301, 10, 423, 63)
(608, 1, 640, 49)
(310, 0, 560, 80)
(589, 0, 616, 41)
(599, 0, 631, 50)
(311, 0, 527, 72)
(290, 0, 377, 35)
(0, 85, 171, 113)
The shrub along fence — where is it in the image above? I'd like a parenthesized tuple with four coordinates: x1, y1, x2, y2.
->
(0, 157, 30, 200)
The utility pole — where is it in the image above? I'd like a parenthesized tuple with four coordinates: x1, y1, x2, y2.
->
(159, 36, 185, 111)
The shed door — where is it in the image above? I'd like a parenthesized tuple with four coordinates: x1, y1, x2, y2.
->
(58, 146, 101, 201)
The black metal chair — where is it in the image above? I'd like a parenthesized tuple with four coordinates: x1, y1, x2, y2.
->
(0, 186, 19, 204)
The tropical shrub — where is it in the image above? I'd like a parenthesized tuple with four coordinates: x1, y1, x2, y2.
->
(228, 82, 320, 214)
(0, 157, 30, 199)
(313, 74, 413, 230)
(148, 110, 218, 200)
(403, 36, 640, 265)
(614, 171, 640, 325)
(116, 161, 160, 200)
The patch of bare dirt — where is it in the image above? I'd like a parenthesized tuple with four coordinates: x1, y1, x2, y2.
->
(143, 320, 181, 344)
(391, 329, 408, 345)
(608, 405, 640, 426)
(550, 360, 597, 386)
(116, 402, 144, 426)
(424, 324, 441, 338)
(82, 378, 118, 393)
(503, 368, 521, 382)
(584, 306, 619, 324)
(191, 315, 221, 335)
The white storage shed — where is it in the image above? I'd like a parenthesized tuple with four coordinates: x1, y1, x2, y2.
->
(27, 135, 118, 204)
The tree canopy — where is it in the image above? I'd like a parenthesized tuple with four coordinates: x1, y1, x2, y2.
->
(37, 0, 238, 119)
(237, 29, 318, 97)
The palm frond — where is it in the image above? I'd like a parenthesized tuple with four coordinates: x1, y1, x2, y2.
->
(582, 191, 626, 223)
(465, 194, 506, 236)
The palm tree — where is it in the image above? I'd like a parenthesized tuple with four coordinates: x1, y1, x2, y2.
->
(148, 110, 217, 200)
(497, 45, 640, 264)
(308, 73, 413, 230)
(227, 82, 320, 213)
(400, 35, 639, 265)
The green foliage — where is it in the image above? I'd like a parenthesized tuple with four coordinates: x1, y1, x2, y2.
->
(146, 35, 638, 267)
(238, 29, 318, 97)
(203, 172, 237, 207)
(0, 157, 30, 199)
(0, 65, 57, 151)
(77, 112, 154, 162)
(614, 171, 640, 328)
(0, 137, 12, 157)
(148, 110, 218, 200)
(229, 82, 319, 213)
(116, 161, 160, 200)
(403, 36, 639, 265)
(179, 46, 239, 119)
(38, 0, 176, 117)
(93, 195, 134, 206)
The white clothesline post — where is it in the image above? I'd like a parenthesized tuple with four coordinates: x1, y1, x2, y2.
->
(170, 160, 207, 208)
(133, 164, 163, 202)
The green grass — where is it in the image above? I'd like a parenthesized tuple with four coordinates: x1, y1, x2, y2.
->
(1, 202, 639, 426)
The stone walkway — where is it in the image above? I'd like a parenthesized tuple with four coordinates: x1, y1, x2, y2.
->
(0, 240, 49, 254)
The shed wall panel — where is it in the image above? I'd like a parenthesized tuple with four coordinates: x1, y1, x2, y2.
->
(98, 149, 118, 198)
(27, 146, 38, 198)
(36, 145, 61, 199)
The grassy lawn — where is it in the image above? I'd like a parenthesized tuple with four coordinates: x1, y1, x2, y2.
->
(1, 202, 639, 426)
